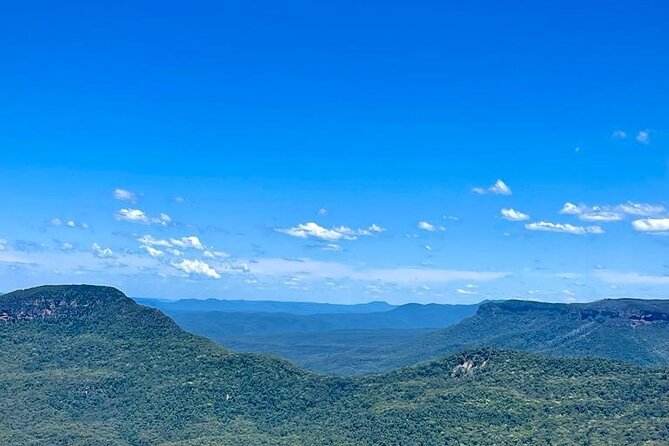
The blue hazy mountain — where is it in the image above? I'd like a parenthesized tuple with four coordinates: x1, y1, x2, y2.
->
(136, 297, 397, 315)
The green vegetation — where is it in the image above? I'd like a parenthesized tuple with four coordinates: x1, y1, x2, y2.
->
(219, 328, 434, 375)
(2, 285, 669, 445)
(147, 296, 669, 375)
(149, 302, 476, 375)
(380, 299, 669, 371)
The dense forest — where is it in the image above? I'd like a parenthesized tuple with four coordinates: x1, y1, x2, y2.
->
(1, 285, 668, 445)
(141, 295, 669, 375)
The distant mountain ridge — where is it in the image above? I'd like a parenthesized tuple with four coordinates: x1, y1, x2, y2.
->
(137, 295, 669, 374)
(162, 302, 478, 337)
(136, 297, 396, 315)
(144, 300, 478, 374)
(2, 284, 668, 445)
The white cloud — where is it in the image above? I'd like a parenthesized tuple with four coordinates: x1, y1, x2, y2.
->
(203, 250, 228, 258)
(321, 243, 343, 252)
(0, 239, 6, 251)
(142, 245, 164, 257)
(277, 222, 384, 241)
(525, 221, 604, 235)
(560, 202, 583, 215)
(636, 130, 650, 145)
(159, 213, 172, 225)
(113, 188, 138, 203)
(612, 130, 627, 139)
(417, 221, 446, 232)
(116, 208, 171, 226)
(632, 218, 669, 233)
(424, 245, 432, 251)
(579, 210, 623, 222)
(170, 236, 204, 250)
(138, 234, 217, 257)
(278, 222, 347, 241)
(560, 202, 621, 221)
(116, 208, 150, 223)
(456, 288, 477, 295)
(500, 208, 530, 221)
(318, 208, 328, 216)
(489, 179, 512, 195)
(137, 235, 173, 247)
(560, 201, 663, 222)
(473, 179, 512, 195)
(91, 243, 114, 258)
(172, 259, 221, 279)
(617, 202, 665, 216)
(60, 242, 74, 251)
(368, 224, 386, 233)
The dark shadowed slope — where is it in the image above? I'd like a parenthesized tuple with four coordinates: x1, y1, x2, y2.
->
(379, 298, 669, 371)
(2, 285, 668, 445)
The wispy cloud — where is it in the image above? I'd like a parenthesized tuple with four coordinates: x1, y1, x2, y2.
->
(113, 188, 138, 203)
(500, 208, 530, 221)
(473, 179, 512, 195)
(142, 245, 164, 257)
(594, 270, 669, 285)
(321, 243, 343, 252)
(239, 257, 508, 285)
(417, 221, 445, 232)
(277, 222, 385, 241)
(612, 130, 627, 139)
(617, 202, 665, 216)
(636, 130, 650, 145)
(525, 221, 604, 235)
(560, 201, 664, 223)
(456, 284, 479, 295)
(116, 208, 171, 226)
(50, 218, 88, 229)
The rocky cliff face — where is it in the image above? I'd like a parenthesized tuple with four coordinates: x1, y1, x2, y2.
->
(0, 285, 131, 323)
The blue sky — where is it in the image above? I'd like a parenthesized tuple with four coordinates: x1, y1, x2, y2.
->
(1, 0, 668, 303)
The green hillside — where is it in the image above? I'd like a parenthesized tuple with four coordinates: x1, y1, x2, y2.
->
(381, 299, 669, 371)
(2, 285, 668, 445)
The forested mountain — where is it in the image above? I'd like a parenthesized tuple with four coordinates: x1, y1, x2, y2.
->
(142, 295, 669, 375)
(1, 285, 668, 445)
(379, 298, 669, 371)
